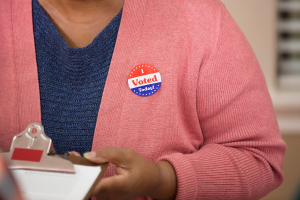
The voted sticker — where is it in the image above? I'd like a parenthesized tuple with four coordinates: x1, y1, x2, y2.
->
(128, 64, 161, 97)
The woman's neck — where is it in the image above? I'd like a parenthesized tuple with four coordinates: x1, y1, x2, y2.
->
(37, 0, 124, 48)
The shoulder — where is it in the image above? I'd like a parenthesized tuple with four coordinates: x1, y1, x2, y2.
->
(0, 0, 32, 18)
(146, 0, 227, 32)
(146, 0, 226, 18)
(174, 0, 225, 17)
(164, 0, 229, 49)
(0, 0, 12, 20)
(0, 0, 32, 27)
(178, 0, 224, 10)
(0, 0, 13, 43)
(149, 0, 229, 33)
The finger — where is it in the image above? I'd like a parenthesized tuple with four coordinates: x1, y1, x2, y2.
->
(84, 147, 134, 166)
(93, 174, 127, 194)
(68, 151, 81, 157)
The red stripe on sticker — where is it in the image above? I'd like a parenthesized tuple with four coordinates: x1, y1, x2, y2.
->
(11, 148, 43, 162)
(128, 64, 158, 79)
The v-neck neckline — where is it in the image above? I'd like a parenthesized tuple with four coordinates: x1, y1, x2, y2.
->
(32, 0, 123, 50)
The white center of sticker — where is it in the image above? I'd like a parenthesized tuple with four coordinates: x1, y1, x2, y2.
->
(128, 64, 161, 97)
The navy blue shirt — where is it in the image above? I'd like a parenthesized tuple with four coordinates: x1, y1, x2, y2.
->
(33, 0, 122, 155)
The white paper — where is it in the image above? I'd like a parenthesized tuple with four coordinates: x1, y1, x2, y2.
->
(11, 165, 101, 200)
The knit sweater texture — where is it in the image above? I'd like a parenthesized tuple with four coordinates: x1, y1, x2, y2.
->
(0, 0, 286, 199)
(32, 0, 121, 155)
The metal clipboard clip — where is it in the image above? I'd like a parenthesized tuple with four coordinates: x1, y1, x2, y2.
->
(2, 123, 75, 174)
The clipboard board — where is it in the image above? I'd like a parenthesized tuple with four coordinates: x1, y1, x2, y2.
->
(61, 155, 108, 200)
(1, 123, 108, 200)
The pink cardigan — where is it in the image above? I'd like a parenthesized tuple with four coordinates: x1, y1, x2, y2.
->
(0, 0, 286, 199)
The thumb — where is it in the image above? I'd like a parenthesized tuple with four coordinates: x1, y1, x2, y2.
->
(84, 147, 133, 166)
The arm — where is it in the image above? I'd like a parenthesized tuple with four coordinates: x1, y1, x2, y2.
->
(83, 2, 285, 200)
(157, 2, 286, 200)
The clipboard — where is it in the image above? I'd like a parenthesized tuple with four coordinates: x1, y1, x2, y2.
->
(1, 123, 108, 200)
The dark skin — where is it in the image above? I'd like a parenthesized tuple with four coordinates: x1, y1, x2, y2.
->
(70, 147, 177, 200)
(38, 0, 177, 199)
(38, 0, 124, 48)
(85, 147, 176, 200)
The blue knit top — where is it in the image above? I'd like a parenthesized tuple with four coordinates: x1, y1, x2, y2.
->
(32, 0, 122, 155)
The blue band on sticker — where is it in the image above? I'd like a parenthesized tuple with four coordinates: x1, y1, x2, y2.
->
(131, 82, 161, 96)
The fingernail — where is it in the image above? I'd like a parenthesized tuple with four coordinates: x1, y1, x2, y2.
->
(83, 151, 96, 159)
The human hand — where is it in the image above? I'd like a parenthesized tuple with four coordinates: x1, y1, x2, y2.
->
(68, 151, 81, 157)
(83, 147, 177, 200)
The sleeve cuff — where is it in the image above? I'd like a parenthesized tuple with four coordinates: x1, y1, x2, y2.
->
(156, 153, 198, 200)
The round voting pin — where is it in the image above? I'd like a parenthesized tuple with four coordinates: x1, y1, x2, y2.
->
(128, 64, 161, 97)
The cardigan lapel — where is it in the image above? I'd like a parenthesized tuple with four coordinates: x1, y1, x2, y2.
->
(92, 0, 180, 153)
(12, 0, 42, 133)
(92, 0, 148, 150)
(103, 0, 180, 152)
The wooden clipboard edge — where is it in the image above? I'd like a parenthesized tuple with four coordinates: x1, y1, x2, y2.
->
(59, 155, 109, 200)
